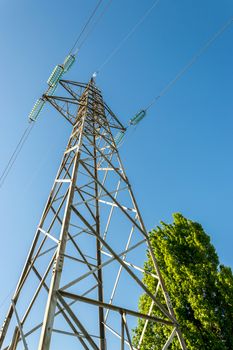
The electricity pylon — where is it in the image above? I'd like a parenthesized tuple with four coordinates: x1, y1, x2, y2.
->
(0, 78, 186, 350)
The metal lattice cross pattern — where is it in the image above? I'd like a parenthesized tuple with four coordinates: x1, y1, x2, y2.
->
(0, 79, 186, 350)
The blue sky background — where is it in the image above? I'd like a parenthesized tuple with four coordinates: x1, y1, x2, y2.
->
(0, 0, 232, 323)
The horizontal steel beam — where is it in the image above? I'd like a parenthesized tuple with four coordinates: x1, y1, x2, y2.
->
(58, 291, 174, 326)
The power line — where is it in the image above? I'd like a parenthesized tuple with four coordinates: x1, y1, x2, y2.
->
(113, 14, 233, 147)
(144, 15, 233, 111)
(0, 125, 30, 183)
(0, 1, 112, 190)
(95, 0, 161, 74)
(0, 123, 34, 189)
(69, 0, 104, 54)
(78, 0, 113, 51)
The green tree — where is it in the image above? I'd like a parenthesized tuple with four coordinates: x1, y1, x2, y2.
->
(133, 213, 233, 350)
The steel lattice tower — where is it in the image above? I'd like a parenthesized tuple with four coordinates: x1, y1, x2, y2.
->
(0, 79, 186, 350)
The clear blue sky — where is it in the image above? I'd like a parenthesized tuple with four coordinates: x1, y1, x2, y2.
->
(0, 0, 233, 327)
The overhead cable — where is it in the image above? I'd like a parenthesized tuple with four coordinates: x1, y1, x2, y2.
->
(0, 123, 34, 189)
(114, 15, 233, 146)
(78, 0, 113, 51)
(29, 0, 113, 123)
(69, 0, 104, 54)
(94, 0, 161, 74)
(144, 15, 233, 111)
(0, 1, 113, 190)
(0, 125, 30, 184)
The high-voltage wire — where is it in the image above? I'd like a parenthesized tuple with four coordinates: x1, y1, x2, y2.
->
(144, 15, 233, 111)
(69, 0, 104, 54)
(113, 14, 233, 147)
(95, 0, 161, 74)
(0, 126, 29, 184)
(0, 123, 34, 189)
(78, 0, 113, 51)
(0, 1, 111, 190)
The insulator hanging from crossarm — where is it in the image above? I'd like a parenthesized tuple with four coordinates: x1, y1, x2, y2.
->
(47, 65, 64, 87)
(29, 64, 63, 122)
(28, 54, 77, 122)
(63, 54, 76, 73)
(129, 109, 146, 126)
(47, 54, 76, 88)
(114, 130, 126, 146)
(28, 98, 46, 122)
(45, 85, 58, 96)
(28, 85, 58, 122)
(113, 109, 147, 148)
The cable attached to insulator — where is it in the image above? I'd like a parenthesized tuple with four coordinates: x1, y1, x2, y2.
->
(120, 13, 233, 142)
(113, 14, 233, 148)
(1, 1, 113, 190)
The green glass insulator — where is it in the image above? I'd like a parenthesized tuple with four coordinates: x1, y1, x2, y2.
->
(46, 85, 57, 96)
(28, 99, 45, 122)
(47, 65, 64, 87)
(114, 131, 126, 146)
(129, 110, 146, 126)
(63, 54, 76, 73)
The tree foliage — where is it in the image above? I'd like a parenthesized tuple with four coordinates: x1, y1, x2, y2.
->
(133, 213, 233, 349)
